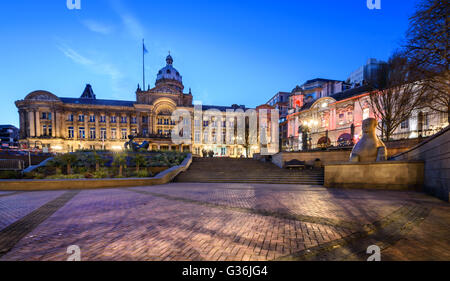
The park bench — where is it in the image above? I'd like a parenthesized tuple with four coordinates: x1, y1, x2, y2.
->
(285, 159, 306, 170)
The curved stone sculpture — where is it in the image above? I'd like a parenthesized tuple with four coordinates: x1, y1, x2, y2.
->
(350, 118, 387, 162)
(124, 135, 150, 152)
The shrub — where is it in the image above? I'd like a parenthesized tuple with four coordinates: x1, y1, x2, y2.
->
(93, 169, 109, 179)
(0, 171, 22, 179)
(45, 174, 84, 180)
(136, 170, 152, 178)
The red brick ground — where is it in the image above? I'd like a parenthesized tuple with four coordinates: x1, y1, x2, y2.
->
(0, 183, 448, 261)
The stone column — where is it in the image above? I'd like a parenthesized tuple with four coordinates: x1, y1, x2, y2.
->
(137, 112, 142, 134)
(55, 111, 61, 138)
(127, 113, 131, 136)
(52, 110, 57, 137)
(35, 111, 40, 137)
(95, 112, 100, 141)
(19, 110, 26, 138)
(106, 113, 110, 140)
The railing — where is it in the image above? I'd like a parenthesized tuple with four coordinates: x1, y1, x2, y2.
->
(0, 159, 25, 171)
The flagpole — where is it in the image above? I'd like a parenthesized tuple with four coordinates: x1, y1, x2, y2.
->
(142, 39, 145, 90)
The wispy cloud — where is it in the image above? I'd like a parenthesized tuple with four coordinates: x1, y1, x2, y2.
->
(81, 20, 114, 35)
(109, 0, 145, 40)
(120, 13, 144, 40)
(57, 44, 126, 96)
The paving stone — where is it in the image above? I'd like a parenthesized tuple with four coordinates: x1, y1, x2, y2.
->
(0, 183, 448, 261)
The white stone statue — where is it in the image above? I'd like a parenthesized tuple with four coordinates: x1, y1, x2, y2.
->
(350, 118, 387, 162)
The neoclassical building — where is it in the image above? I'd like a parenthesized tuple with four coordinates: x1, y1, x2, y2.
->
(286, 85, 449, 151)
(15, 55, 276, 157)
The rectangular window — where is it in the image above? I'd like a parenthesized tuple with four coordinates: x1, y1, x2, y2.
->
(110, 116, 116, 123)
(142, 116, 148, 123)
(194, 131, 201, 143)
(100, 115, 106, 123)
(131, 117, 137, 124)
(41, 112, 47, 120)
(100, 128, 107, 140)
(48, 125, 52, 136)
(79, 115, 85, 122)
(143, 128, 148, 136)
(131, 128, 137, 135)
(79, 127, 85, 139)
(68, 127, 74, 138)
(121, 129, 127, 139)
(48, 113, 52, 121)
(121, 116, 127, 124)
(89, 128, 96, 139)
(89, 115, 95, 122)
(42, 125, 47, 136)
(111, 128, 117, 139)
(68, 114, 74, 122)
(401, 119, 409, 129)
(203, 121, 209, 127)
(363, 108, 370, 120)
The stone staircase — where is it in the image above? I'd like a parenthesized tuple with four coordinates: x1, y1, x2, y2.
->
(175, 158, 324, 185)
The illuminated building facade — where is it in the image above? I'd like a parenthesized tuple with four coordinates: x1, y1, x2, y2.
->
(286, 85, 449, 151)
(15, 55, 277, 157)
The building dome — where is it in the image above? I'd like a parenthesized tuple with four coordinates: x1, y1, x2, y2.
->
(156, 55, 183, 86)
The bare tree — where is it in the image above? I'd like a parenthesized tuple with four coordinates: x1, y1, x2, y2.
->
(368, 53, 426, 141)
(404, 0, 450, 122)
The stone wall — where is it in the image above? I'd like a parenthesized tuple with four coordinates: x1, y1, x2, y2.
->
(324, 161, 424, 191)
(273, 137, 426, 168)
(272, 149, 352, 168)
(392, 127, 449, 202)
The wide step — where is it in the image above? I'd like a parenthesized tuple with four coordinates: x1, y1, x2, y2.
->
(175, 158, 324, 185)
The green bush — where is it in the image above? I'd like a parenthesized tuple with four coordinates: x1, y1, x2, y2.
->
(93, 169, 109, 179)
(136, 170, 152, 178)
(46, 174, 85, 180)
(0, 171, 22, 179)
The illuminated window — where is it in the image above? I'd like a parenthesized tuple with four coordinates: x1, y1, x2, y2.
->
(363, 108, 370, 120)
(100, 128, 107, 140)
(90, 128, 96, 139)
(79, 127, 85, 139)
(68, 127, 74, 138)
(121, 129, 127, 139)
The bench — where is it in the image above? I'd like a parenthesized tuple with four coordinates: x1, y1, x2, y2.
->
(285, 159, 306, 170)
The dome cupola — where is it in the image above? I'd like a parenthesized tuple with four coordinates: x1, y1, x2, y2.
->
(155, 54, 183, 91)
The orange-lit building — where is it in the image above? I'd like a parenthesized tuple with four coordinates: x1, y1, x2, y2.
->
(286, 85, 448, 151)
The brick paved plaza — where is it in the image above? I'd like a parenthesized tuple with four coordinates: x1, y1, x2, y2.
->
(0, 183, 449, 261)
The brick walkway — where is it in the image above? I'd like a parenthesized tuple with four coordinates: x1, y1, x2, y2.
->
(0, 183, 448, 261)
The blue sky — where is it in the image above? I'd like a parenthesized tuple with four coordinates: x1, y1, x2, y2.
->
(0, 0, 419, 126)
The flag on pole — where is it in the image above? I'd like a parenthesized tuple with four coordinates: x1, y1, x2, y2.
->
(143, 43, 148, 54)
